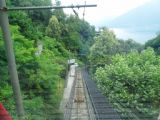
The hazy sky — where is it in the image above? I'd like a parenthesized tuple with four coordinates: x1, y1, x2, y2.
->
(52, 0, 151, 27)
(52, 0, 155, 43)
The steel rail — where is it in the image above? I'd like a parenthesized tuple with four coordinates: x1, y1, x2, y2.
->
(81, 70, 95, 120)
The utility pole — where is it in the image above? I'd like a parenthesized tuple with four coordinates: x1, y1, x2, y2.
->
(0, 0, 25, 120)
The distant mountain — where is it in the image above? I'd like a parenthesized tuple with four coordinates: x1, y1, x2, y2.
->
(107, 0, 160, 33)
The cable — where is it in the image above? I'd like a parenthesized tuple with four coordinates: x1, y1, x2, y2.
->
(72, 7, 79, 17)
(83, 1, 86, 21)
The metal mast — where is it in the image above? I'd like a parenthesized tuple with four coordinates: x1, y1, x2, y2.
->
(0, 0, 25, 120)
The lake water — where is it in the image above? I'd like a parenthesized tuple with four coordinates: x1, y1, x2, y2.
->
(110, 28, 157, 44)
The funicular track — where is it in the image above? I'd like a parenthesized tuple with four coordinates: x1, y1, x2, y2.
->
(70, 69, 90, 119)
(64, 67, 96, 120)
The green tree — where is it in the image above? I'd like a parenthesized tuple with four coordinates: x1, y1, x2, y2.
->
(95, 48, 160, 119)
(90, 27, 117, 56)
(117, 39, 143, 53)
(9, 11, 41, 40)
(89, 27, 118, 73)
(0, 25, 69, 119)
(145, 34, 160, 54)
(46, 16, 61, 40)
(7, 0, 52, 41)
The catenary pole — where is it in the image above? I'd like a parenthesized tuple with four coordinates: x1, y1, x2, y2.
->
(0, 0, 25, 120)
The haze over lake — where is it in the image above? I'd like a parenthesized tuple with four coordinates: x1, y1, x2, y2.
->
(110, 27, 157, 44)
(105, 0, 160, 44)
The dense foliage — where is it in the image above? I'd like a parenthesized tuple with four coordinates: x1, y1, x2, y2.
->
(89, 28, 142, 73)
(0, 25, 68, 119)
(95, 48, 160, 118)
(89, 28, 160, 119)
(145, 34, 160, 54)
(0, 0, 95, 119)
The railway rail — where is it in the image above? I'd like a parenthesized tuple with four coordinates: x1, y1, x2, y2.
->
(64, 68, 96, 120)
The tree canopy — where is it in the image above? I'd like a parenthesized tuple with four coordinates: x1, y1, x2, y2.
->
(1, 0, 95, 119)
(145, 34, 160, 54)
